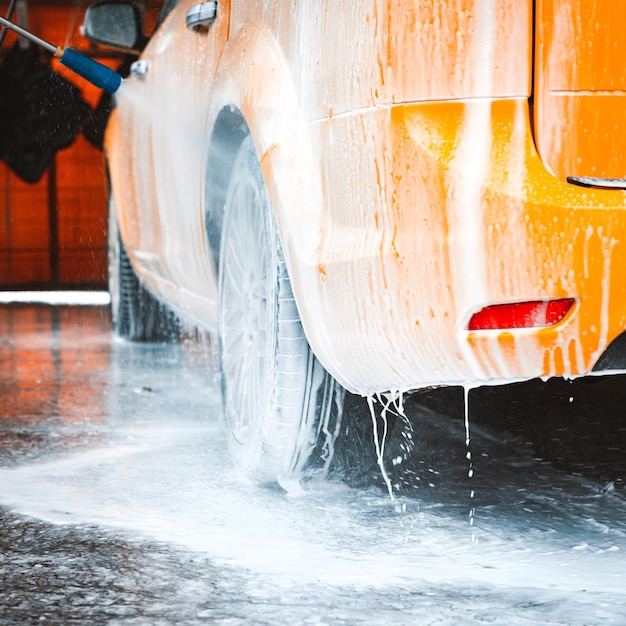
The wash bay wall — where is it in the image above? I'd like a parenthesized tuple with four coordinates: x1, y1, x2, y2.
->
(0, 1, 111, 289)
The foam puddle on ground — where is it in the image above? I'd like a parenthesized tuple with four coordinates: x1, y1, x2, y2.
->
(1, 331, 626, 619)
(2, 413, 626, 601)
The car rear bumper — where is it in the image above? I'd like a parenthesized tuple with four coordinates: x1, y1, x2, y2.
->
(265, 98, 626, 394)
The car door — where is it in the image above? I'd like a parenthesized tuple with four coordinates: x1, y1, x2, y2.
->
(114, 0, 231, 321)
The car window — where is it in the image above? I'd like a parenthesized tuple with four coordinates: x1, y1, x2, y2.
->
(156, 0, 181, 27)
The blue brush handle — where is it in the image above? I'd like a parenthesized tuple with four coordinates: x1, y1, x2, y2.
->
(59, 48, 122, 94)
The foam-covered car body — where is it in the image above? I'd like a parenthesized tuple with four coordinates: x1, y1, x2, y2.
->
(105, 0, 626, 395)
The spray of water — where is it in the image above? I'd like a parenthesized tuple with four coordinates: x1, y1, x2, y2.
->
(463, 384, 477, 540)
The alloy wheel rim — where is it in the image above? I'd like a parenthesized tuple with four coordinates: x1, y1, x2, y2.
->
(220, 172, 273, 445)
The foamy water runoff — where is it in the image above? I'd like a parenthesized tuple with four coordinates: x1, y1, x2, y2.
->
(1, 305, 626, 624)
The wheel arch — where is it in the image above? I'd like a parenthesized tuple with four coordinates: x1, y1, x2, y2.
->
(204, 26, 340, 385)
(203, 22, 303, 263)
(204, 105, 251, 267)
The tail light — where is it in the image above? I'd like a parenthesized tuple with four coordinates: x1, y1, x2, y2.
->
(467, 298, 576, 331)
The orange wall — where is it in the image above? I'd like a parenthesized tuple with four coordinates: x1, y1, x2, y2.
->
(0, 3, 110, 288)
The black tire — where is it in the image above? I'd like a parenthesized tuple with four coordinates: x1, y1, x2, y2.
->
(108, 200, 180, 342)
(218, 137, 345, 484)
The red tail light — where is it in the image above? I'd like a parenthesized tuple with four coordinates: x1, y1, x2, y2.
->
(467, 299, 576, 331)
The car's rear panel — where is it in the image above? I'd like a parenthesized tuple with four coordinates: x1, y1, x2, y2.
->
(268, 96, 626, 394)
(261, 0, 626, 393)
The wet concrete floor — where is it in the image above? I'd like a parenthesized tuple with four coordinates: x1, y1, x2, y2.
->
(2, 303, 626, 624)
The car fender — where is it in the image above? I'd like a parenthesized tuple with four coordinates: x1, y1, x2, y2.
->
(205, 25, 337, 370)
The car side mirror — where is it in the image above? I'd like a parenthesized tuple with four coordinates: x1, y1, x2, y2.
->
(81, 1, 145, 51)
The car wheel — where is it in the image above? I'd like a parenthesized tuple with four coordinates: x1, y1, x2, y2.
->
(218, 137, 344, 484)
(108, 199, 180, 342)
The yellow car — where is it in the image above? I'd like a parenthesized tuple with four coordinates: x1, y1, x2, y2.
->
(85, 0, 626, 482)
